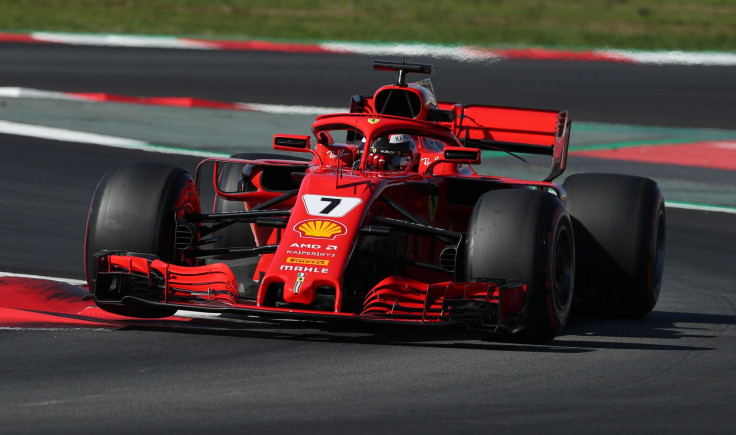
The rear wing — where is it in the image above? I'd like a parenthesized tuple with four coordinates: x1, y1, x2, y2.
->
(440, 103, 571, 182)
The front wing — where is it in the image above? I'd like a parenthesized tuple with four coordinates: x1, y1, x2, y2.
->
(91, 252, 528, 333)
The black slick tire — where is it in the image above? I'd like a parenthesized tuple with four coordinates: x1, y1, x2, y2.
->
(464, 189, 575, 343)
(84, 161, 201, 318)
(563, 173, 665, 318)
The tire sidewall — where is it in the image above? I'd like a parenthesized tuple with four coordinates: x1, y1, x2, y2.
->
(85, 162, 200, 284)
(563, 173, 665, 317)
(464, 189, 574, 341)
(84, 162, 200, 317)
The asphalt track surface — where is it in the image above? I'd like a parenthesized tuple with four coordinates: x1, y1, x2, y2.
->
(1, 43, 735, 433)
(2, 42, 736, 128)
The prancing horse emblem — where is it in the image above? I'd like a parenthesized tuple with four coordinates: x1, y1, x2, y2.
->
(428, 193, 439, 222)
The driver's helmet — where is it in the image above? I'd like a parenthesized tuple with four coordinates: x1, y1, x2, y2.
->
(366, 134, 417, 171)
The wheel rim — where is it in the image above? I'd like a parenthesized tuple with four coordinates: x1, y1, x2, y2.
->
(651, 209, 666, 303)
(172, 179, 201, 266)
(553, 225, 574, 312)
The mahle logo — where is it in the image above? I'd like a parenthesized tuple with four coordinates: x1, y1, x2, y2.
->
(294, 219, 347, 239)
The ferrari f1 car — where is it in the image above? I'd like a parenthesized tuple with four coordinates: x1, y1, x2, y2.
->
(85, 61, 665, 342)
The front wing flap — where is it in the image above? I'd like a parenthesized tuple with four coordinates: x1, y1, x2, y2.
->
(92, 252, 527, 333)
(93, 251, 239, 307)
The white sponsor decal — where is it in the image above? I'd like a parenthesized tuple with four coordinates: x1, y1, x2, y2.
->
(286, 250, 336, 257)
(289, 243, 338, 250)
(422, 156, 440, 166)
(302, 195, 362, 217)
(280, 265, 329, 274)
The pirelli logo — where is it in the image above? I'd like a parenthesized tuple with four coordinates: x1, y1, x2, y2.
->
(286, 257, 330, 266)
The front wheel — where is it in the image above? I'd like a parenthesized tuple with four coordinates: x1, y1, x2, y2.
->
(84, 161, 201, 318)
(464, 189, 575, 343)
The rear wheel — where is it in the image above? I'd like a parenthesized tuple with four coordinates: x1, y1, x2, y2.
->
(563, 173, 665, 318)
(464, 189, 575, 343)
(84, 161, 201, 318)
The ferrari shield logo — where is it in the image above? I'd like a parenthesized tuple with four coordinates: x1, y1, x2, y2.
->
(294, 273, 306, 294)
(367, 118, 381, 124)
(428, 193, 439, 222)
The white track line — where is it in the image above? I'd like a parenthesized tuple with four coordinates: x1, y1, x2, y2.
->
(666, 201, 736, 214)
(0, 120, 150, 147)
(239, 103, 345, 115)
(0, 271, 86, 286)
(320, 42, 491, 62)
(0, 86, 345, 115)
(0, 120, 226, 157)
(604, 49, 736, 66)
(0, 87, 86, 100)
(32, 32, 213, 49)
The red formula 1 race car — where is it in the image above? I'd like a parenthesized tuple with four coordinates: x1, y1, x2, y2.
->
(84, 61, 665, 343)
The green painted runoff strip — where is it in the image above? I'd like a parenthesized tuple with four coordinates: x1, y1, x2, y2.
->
(667, 201, 736, 214)
(570, 138, 702, 151)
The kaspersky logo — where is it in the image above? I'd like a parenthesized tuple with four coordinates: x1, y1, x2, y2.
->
(293, 219, 347, 240)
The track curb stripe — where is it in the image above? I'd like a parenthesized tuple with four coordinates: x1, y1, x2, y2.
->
(0, 272, 86, 286)
(0, 87, 345, 114)
(0, 31, 734, 66)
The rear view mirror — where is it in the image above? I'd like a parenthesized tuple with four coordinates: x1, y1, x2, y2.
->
(442, 146, 481, 164)
(273, 135, 311, 151)
(424, 146, 481, 175)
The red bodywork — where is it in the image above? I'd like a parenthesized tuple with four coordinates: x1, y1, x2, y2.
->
(90, 62, 571, 333)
